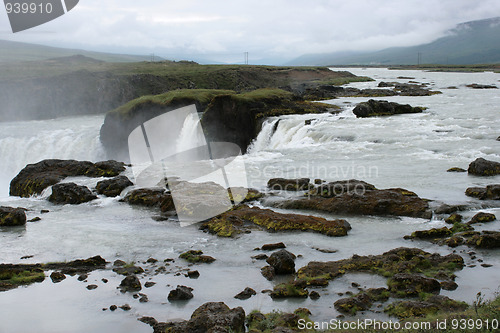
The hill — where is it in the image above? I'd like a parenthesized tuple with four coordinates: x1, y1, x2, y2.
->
(0, 39, 163, 63)
(289, 17, 500, 65)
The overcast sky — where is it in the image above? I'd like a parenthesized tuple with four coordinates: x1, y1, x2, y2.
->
(1, 0, 499, 63)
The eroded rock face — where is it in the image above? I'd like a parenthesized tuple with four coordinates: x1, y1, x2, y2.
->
(468, 158, 500, 176)
(352, 99, 424, 118)
(0, 206, 27, 226)
(48, 183, 97, 205)
(10, 159, 126, 197)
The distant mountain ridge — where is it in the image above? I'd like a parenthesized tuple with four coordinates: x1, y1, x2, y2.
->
(289, 17, 500, 65)
(0, 39, 163, 63)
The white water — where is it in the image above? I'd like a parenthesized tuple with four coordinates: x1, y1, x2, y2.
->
(1, 68, 500, 333)
(0, 115, 106, 198)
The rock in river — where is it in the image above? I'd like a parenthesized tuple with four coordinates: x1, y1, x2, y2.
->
(96, 176, 133, 197)
(10, 159, 126, 197)
(0, 206, 27, 226)
(266, 249, 296, 275)
(48, 183, 97, 205)
(467, 158, 500, 176)
(352, 99, 424, 118)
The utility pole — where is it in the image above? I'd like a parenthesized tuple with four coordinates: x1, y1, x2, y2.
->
(417, 52, 422, 66)
(244, 52, 249, 65)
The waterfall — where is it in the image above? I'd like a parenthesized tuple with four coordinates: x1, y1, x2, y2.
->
(0, 115, 106, 197)
(248, 113, 347, 153)
(176, 112, 207, 153)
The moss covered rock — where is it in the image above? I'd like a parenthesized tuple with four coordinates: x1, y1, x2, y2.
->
(278, 182, 430, 218)
(297, 247, 463, 282)
(10, 159, 126, 197)
(48, 183, 97, 205)
(353, 99, 424, 118)
(468, 212, 496, 224)
(270, 282, 309, 299)
(0, 206, 27, 226)
(201, 205, 351, 238)
(96, 175, 133, 197)
(179, 250, 216, 264)
(468, 158, 500, 176)
(388, 273, 441, 296)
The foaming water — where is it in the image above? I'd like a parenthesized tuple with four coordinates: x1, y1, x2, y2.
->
(0, 115, 106, 197)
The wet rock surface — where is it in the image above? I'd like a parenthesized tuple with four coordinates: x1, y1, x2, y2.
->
(352, 99, 424, 118)
(266, 250, 296, 275)
(48, 182, 97, 205)
(465, 184, 500, 200)
(9, 159, 126, 197)
(0, 206, 27, 226)
(277, 180, 430, 218)
(96, 175, 133, 197)
(167, 285, 194, 301)
(201, 205, 351, 237)
(467, 158, 500, 176)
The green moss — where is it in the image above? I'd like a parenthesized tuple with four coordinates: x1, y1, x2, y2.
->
(0, 267, 45, 289)
(270, 283, 309, 299)
(111, 88, 235, 118)
(179, 250, 216, 263)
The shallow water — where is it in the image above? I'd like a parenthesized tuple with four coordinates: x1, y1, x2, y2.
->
(1, 68, 500, 332)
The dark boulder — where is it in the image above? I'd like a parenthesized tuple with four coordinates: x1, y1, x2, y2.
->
(334, 293, 373, 314)
(466, 84, 498, 89)
(352, 99, 424, 118)
(309, 179, 376, 198)
(0, 206, 27, 226)
(119, 275, 142, 292)
(10, 159, 126, 197)
(465, 184, 500, 200)
(278, 184, 430, 218)
(267, 178, 311, 191)
(123, 188, 175, 213)
(266, 249, 296, 275)
(261, 266, 275, 281)
(48, 183, 97, 205)
(168, 285, 194, 301)
(96, 176, 133, 197)
(467, 158, 500, 176)
(234, 287, 257, 300)
(261, 242, 286, 251)
(467, 231, 500, 249)
(468, 212, 496, 224)
(50, 272, 66, 283)
(183, 302, 245, 333)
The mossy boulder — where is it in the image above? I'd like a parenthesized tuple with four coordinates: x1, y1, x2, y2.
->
(388, 273, 441, 296)
(465, 184, 500, 200)
(48, 183, 97, 205)
(163, 302, 245, 333)
(468, 158, 500, 176)
(10, 159, 126, 197)
(407, 227, 453, 240)
(119, 275, 142, 292)
(278, 182, 430, 218)
(270, 282, 309, 299)
(466, 231, 500, 249)
(352, 99, 424, 118)
(201, 205, 351, 237)
(168, 285, 193, 301)
(179, 250, 216, 264)
(0, 206, 27, 226)
(468, 212, 496, 224)
(297, 247, 463, 282)
(334, 293, 373, 315)
(96, 175, 133, 197)
(445, 213, 462, 224)
(123, 188, 175, 213)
